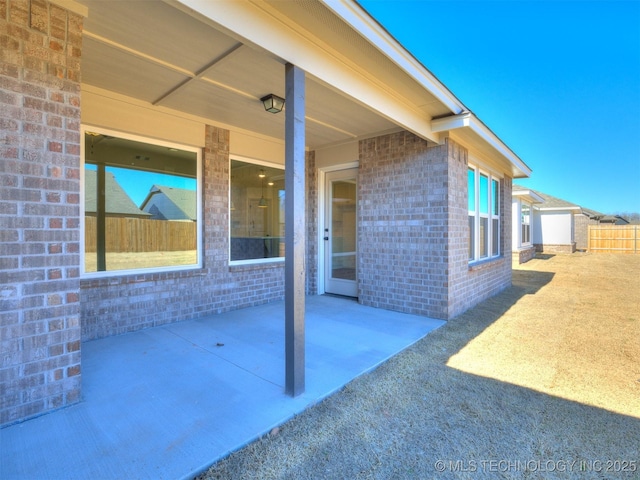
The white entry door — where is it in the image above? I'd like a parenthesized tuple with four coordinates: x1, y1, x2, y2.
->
(324, 168, 357, 297)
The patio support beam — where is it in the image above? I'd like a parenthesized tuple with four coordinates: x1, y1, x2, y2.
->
(284, 63, 306, 397)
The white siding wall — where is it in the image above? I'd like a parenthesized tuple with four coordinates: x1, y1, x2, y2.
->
(533, 210, 574, 245)
(512, 198, 521, 250)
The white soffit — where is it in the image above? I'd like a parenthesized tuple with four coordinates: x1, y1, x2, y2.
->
(513, 190, 544, 204)
(320, 0, 465, 114)
(537, 206, 582, 211)
(172, 0, 442, 143)
(50, 0, 88, 17)
(432, 112, 532, 179)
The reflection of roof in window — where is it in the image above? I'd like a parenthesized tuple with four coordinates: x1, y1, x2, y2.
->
(140, 185, 196, 221)
(84, 170, 150, 217)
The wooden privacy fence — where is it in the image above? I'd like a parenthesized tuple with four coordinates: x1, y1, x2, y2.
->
(587, 225, 639, 254)
(85, 216, 196, 253)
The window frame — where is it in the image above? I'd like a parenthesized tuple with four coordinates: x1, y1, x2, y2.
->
(468, 163, 502, 263)
(468, 168, 476, 261)
(521, 201, 531, 246)
(80, 125, 203, 278)
(229, 155, 286, 267)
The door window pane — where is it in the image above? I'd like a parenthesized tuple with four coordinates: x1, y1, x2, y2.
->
(331, 179, 357, 280)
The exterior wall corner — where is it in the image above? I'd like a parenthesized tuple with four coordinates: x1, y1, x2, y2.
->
(1, 0, 84, 426)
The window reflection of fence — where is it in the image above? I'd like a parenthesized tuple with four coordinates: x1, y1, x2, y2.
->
(588, 225, 639, 254)
(85, 216, 196, 253)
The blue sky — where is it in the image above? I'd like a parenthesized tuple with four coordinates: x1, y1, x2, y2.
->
(359, 0, 640, 214)
(86, 164, 195, 206)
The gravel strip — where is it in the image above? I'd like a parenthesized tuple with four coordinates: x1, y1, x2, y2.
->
(197, 254, 640, 479)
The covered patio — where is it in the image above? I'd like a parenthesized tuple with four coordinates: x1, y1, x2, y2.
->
(0, 296, 444, 480)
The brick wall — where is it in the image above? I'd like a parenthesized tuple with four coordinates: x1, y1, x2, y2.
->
(358, 132, 450, 318)
(513, 245, 536, 264)
(81, 126, 318, 340)
(448, 165, 512, 318)
(358, 133, 512, 321)
(306, 150, 318, 294)
(1, 0, 83, 426)
(574, 213, 597, 251)
(82, 126, 277, 339)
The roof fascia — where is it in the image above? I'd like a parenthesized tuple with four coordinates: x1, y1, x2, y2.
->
(321, 0, 465, 114)
(172, 0, 440, 142)
(50, 0, 88, 17)
(534, 206, 581, 212)
(432, 112, 532, 178)
(513, 190, 544, 204)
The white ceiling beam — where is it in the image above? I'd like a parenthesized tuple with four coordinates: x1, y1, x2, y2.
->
(171, 0, 441, 143)
(153, 43, 245, 106)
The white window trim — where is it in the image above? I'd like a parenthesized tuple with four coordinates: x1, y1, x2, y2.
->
(491, 177, 500, 257)
(468, 162, 502, 264)
(520, 201, 532, 247)
(80, 125, 203, 278)
(229, 155, 286, 267)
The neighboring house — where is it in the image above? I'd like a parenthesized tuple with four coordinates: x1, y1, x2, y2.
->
(513, 185, 580, 253)
(575, 208, 604, 251)
(84, 170, 150, 219)
(512, 186, 544, 263)
(530, 189, 581, 254)
(598, 215, 629, 225)
(2, 0, 533, 426)
(513, 185, 625, 253)
(140, 185, 196, 221)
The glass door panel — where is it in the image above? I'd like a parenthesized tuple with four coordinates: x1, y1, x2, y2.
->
(325, 169, 357, 297)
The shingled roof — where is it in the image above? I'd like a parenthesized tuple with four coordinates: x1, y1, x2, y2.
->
(140, 185, 196, 221)
(85, 170, 150, 217)
(513, 185, 581, 211)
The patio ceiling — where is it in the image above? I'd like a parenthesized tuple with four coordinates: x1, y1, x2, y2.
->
(78, 0, 453, 150)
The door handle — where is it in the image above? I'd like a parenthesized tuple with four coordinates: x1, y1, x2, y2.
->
(323, 236, 329, 241)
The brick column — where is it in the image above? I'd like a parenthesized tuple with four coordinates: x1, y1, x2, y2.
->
(358, 131, 451, 319)
(1, 0, 84, 426)
(305, 150, 317, 295)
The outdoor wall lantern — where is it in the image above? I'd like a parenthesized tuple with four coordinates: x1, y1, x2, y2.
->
(261, 94, 285, 114)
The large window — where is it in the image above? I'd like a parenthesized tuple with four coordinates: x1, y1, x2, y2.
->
(230, 159, 285, 262)
(468, 165, 501, 262)
(82, 128, 200, 274)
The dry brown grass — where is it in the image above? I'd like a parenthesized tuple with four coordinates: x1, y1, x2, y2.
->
(449, 253, 640, 419)
(197, 253, 640, 479)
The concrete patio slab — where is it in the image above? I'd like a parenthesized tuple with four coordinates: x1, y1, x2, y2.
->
(0, 295, 444, 480)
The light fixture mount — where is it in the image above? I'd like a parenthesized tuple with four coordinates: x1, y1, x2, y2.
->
(260, 94, 285, 114)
